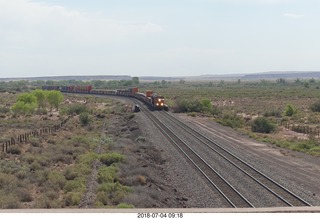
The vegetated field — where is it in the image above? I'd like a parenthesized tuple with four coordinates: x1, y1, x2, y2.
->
(142, 78, 320, 156)
(1, 78, 320, 209)
(0, 92, 137, 209)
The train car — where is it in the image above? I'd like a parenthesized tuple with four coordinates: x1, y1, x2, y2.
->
(42, 85, 60, 91)
(42, 85, 168, 111)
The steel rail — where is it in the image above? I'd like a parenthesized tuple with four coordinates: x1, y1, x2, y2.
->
(161, 111, 312, 207)
(135, 101, 254, 208)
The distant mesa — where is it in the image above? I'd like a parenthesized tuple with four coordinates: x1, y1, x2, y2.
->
(1, 71, 320, 82)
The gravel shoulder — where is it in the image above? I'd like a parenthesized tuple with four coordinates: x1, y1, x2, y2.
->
(175, 114, 320, 206)
(97, 97, 320, 208)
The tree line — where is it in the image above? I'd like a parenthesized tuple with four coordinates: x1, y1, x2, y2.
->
(11, 89, 64, 115)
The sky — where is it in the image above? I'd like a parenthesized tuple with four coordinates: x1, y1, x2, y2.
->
(0, 0, 320, 78)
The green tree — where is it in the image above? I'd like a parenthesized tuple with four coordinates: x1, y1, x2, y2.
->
(47, 91, 64, 110)
(132, 77, 140, 86)
(11, 93, 38, 115)
(201, 99, 212, 112)
(32, 89, 47, 109)
(17, 93, 37, 104)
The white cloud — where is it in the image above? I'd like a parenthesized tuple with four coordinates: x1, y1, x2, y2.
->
(283, 13, 304, 18)
(0, 0, 163, 48)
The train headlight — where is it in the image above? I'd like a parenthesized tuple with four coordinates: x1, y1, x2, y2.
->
(161, 103, 164, 106)
(156, 103, 159, 106)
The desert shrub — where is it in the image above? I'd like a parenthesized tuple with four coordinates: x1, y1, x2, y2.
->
(0, 106, 10, 114)
(33, 170, 50, 186)
(216, 113, 244, 128)
(263, 109, 282, 117)
(284, 104, 297, 116)
(310, 100, 320, 112)
(70, 135, 90, 147)
(29, 137, 41, 147)
(99, 153, 124, 166)
(64, 167, 79, 181)
(30, 160, 41, 171)
(188, 112, 197, 117)
(79, 112, 90, 126)
(117, 203, 135, 208)
(64, 179, 86, 193)
(134, 136, 146, 142)
(175, 99, 203, 113)
(309, 146, 320, 156)
(126, 113, 135, 120)
(97, 182, 131, 206)
(45, 190, 59, 200)
(98, 166, 118, 184)
(136, 175, 147, 185)
(64, 192, 82, 206)
(251, 117, 276, 133)
(48, 170, 66, 189)
(18, 189, 33, 202)
(0, 160, 25, 175)
(78, 152, 98, 165)
(52, 153, 73, 164)
(7, 146, 22, 155)
(0, 193, 21, 209)
(34, 195, 61, 208)
(66, 104, 88, 115)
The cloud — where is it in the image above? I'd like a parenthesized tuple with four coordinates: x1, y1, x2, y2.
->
(283, 13, 304, 18)
(0, 0, 163, 48)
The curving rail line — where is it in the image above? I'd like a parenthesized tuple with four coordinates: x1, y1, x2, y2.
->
(160, 111, 312, 207)
(134, 100, 254, 208)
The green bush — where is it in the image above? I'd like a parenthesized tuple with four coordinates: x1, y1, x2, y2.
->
(64, 167, 79, 180)
(6, 146, 22, 155)
(310, 101, 320, 112)
(66, 104, 88, 115)
(99, 153, 124, 166)
(263, 109, 281, 117)
(117, 203, 135, 208)
(97, 182, 131, 206)
(64, 192, 82, 206)
(80, 112, 90, 126)
(251, 117, 276, 133)
(175, 99, 203, 113)
(216, 113, 244, 128)
(64, 179, 85, 192)
(284, 104, 297, 116)
(98, 166, 118, 184)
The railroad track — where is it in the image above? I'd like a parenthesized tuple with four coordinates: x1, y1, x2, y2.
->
(159, 111, 312, 208)
(134, 100, 254, 208)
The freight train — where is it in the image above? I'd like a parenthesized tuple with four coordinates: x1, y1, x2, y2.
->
(42, 85, 168, 111)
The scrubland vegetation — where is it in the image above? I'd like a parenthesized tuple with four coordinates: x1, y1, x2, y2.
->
(1, 77, 320, 208)
(143, 78, 320, 156)
(0, 88, 133, 208)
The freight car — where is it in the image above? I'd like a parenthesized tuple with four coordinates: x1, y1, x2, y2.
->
(42, 85, 168, 110)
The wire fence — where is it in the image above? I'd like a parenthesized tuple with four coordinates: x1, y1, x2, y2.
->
(280, 120, 320, 137)
(1, 116, 71, 153)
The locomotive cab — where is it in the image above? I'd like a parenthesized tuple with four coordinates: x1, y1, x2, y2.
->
(151, 94, 165, 110)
